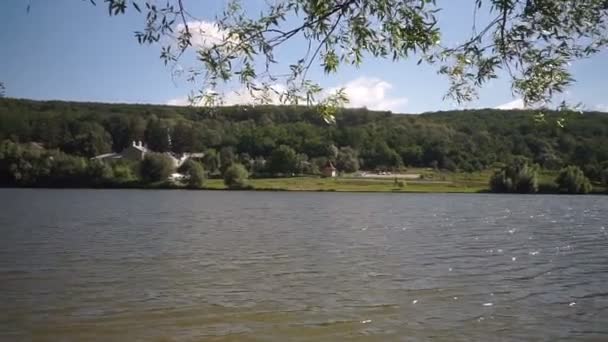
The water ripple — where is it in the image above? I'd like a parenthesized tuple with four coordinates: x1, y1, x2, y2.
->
(1, 190, 607, 341)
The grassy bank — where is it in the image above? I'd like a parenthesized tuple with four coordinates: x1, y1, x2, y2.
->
(204, 177, 486, 192)
(203, 170, 492, 193)
(3, 169, 605, 194)
(201, 169, 606, 193)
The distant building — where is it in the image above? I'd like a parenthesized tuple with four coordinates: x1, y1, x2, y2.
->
(322, 161, 337, 178)
(121, 141, 148, 161)
(92, 141, 147, 163)
(93, 141, 204, 172)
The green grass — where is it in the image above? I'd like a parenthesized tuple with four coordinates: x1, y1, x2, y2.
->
(203, 172, 490, 193)
(200, 170, 607, 193)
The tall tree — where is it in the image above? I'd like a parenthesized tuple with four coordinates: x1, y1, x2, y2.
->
(145, 119, 172, 152)
(268, 145, 299, 175)
(336, 146, 360, 173)
(140, 153, 174, 183)
(556, 165, 592, 194)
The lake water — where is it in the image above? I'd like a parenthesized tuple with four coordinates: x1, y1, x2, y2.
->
(1, 189, 607, 341)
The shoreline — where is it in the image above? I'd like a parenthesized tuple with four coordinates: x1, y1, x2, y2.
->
(1, 184, 606, 195)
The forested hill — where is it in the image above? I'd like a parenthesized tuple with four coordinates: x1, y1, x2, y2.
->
(1, 98, 607, 180)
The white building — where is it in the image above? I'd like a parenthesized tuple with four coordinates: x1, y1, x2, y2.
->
(93, 141, 204, 169)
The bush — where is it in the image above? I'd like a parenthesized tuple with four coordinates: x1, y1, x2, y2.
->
(179, 159, 205, 188)
(268, 145, 298, 175)
(140, 153, 174, 183)
(110, 160, 138, 183)
(223, 163, 249, 189)
(336, 147, 360, 173)
(556, 165, 592, 194)
(86, 160, 114, 186)
(489, 161, 538, 193)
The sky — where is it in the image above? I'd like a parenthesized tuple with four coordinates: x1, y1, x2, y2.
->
(1, 0, 607, 113)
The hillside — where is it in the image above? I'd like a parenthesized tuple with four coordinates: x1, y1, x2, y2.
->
(1, 98, 607, 189)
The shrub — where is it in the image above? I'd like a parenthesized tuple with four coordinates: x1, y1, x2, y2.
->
(556, 166, 592, 194)
(86, 160, 114, 186)
(110, 160, 138, 183)
(268, 145, 298, 175)
(336, 147, 360, 173)
(179, 159, 205, 188)
(140, 153, 174, 183)
(223, 163, 249, 189)
(489, 161, 538, 193)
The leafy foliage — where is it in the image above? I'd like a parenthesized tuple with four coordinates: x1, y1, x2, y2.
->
(86, 159, 115, 186)
(223, 163, 249, 189)
(490, 159, 539, 193)
(1, 98, 607, 184)
(140, 153, 174, 183)
(555, 165, 592, 194)
(268, 145, 299, 175)
(336, 146, 360, 173)
(94, 0, 608, 117)
(0, 140, 93, 187)
(179, 159, 205, 188)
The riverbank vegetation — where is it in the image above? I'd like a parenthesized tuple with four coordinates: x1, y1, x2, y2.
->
(1, 98, 607, 193)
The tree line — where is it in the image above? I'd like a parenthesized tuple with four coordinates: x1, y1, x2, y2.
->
(1, 98, 607, 189)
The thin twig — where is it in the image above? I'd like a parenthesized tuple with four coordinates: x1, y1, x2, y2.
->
(301, 11, 345, 85)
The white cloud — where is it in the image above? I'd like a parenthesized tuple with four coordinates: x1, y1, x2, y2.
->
(166, 77, 408, 111)
(594, 104, 608, 112)
(495, 98, 525, 110)
(166, 97, 190, 106)
(327, 77, 408, 112)
(176, 21, 236, 49)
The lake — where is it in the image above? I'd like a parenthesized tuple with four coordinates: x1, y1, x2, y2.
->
(1, 189, 607, 341)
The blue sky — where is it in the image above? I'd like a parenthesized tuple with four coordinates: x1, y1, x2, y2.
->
(1, 0, 607, 113)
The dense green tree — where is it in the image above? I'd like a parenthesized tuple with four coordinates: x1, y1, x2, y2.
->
(556, 166, 592, 194)
(86, 160, 114, 186)
(251, 156, 267, 175)
(325, 144, 339, 161)
(0, 140, 92, 187)
(238, 153, 254, 172)
(62, 122, 112, 158)
(179, 160, 205, 188)
(0, 140, 52, 186)
(336, 146, 359, 173)
(295, 153, 313, 174)
(219, 146, 235, 173)
(104, 115, 146, 152)
(110, 160, 138, 183)
(140, 153, 174, 183)
(490, 161, 539, 194)
(145, 119, 172, 152)
(223, 163, 249, 189)
(202, 148, 220, 174)
(399, 146, 424, 167)
(172, 121, 203, 154)
(1, 99, 608, 185)
(363, 142, 403, 170)
(268, 145, 299, 175)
